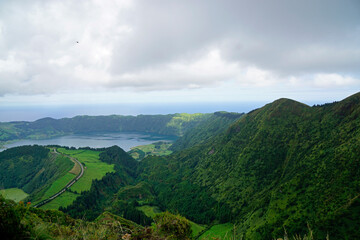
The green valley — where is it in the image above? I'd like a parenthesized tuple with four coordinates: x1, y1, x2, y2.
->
(2, 94, 360, 239)
(57, 148, 115, 193)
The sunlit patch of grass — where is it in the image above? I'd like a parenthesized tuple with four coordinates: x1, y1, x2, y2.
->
(57, 148, 115, 193)
(40, 191, 80, 210)
(199, 223, 234, 240)
(0, 188, 28, 202)
(136, 205, 162, 218)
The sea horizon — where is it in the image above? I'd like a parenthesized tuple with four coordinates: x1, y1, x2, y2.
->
(0, 100, 327, 123)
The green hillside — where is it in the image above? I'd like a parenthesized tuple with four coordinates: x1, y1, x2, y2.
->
(2, 93, 360, 239)
(60, 146, 150, 224)
(170, 111, 244, 152)
(136, 93, 360, 239)
(0, 146, 74, 201)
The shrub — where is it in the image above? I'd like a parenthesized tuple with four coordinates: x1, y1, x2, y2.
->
(153, 211, 192, 240)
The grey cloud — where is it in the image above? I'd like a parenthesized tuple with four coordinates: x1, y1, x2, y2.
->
(111, 0, 360, 76)
(0, 0, 359, 97)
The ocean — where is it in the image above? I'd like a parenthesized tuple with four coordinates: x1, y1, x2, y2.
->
(0, 102, 267, 122)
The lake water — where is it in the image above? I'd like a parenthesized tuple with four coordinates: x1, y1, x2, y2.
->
(2, 132, 177, 152)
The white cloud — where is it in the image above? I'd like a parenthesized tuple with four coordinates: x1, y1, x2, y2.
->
(0, 0, 359, 103)
(108, 48, 241, 90)
(313, 73, 357, 88)
(241, 67, 279, 87)
(0, 53, 26, 73)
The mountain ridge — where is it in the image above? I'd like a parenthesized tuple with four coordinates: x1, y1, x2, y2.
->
(134, 92, 360, 239)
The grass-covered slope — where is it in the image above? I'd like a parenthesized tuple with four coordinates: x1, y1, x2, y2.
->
(4, 94, 360, 239)
(60, 146, 151, 224)
(0, 146, 73, 199)
(137, 92, 360, 239)
(57, 148, 116, 193)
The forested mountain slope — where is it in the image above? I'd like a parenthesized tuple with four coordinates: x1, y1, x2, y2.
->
(170, 111, 244, 152)
(3, 93, 360, 239)
(61, 146, 153, 225)
(137, 92, 360, 239)
(0, 146, 73, 196)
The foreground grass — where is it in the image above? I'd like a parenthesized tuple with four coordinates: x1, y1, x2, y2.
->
(57, 148, 115, 193)
(0, 188, 28, 202)
(199, 223, 234, 240)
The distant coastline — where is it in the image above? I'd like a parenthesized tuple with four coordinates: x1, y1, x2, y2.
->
(0, 102, 265, 122)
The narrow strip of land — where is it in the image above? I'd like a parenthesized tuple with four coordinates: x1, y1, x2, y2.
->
(34, 149, 84, 208)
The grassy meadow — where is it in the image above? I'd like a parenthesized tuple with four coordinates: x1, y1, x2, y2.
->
(136, 205, 162, 218)
(40, 191, 80, 210)
(57, 148, 115, 193)
(129, 141, 173, 160)
(40, 173, 75, 199)
(0, 188, 29, 202)
(199, 223, 234, 240)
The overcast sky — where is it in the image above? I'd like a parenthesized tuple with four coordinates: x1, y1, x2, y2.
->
(0, 0, 359, 107)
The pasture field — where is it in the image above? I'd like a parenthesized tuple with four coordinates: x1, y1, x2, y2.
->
(0, 188, 28, 202)
(40, 191, 80, 210)
(129, 141, 173, 160)
(189, 220, 207, 238)
(69, 158, 81, 175)
(30, 153, 74, 205)
(57, 148, 115, 193)
(41, 173, 75, 199)
(136, 205, 162, 218)
(199, 223, 234, 240)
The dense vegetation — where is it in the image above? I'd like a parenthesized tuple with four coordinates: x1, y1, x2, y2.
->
(2, 93, 360, 239)
(60, 146, 153, 226)
(0, 146, 73, 198)
(0, 195, 193, 240)
(169, 111, 243, 152)
(135, 93, 360, 239)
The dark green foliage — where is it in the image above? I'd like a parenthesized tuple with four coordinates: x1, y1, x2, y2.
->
(100, 145, 138, 175)
(61, 147, 152, 225)
(154, 211, 192, 240)
(170, 111, 243, 152)
(115, 182, 156, 203)
(60, 171, 131, 221)
(0, 145, 72, 195)
(0, 195, 142, 239)
(138, 93, 360, 238)
(136, 155, 231, 224)
(0, 196, 30, 239)
(112, 200, 152, 226)
(0, 145, 75, 206)
(4, 93, 360, 239)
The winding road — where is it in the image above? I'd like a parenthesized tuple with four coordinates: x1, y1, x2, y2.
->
(33, 149, 84, 208)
